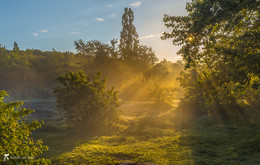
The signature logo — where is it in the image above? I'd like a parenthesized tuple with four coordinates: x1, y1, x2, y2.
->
(3, 154, 34, 161)
(3, 154, 9, 161)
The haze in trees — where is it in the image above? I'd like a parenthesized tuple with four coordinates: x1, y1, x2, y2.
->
(0, 2, 259, 164)
(162, 0, 260, 120)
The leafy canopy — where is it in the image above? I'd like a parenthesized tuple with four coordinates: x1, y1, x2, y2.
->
(0, 90, 50, 164)
(162, 0, 259, 79)
(54, 71, 119, 128)
(162, 0, 260, 117)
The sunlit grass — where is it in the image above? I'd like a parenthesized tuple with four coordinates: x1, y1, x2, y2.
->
(33, 101, 260, 165)
(48, 119, 259, 165)
(52, 132, 194, 165)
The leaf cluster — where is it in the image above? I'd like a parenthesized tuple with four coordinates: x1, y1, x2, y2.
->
(54, 71, 119, 128)
(0, 90, 50, 164)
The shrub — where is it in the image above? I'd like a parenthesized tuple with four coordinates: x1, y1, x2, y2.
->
(54, 71, 119, 131)
(0, 90, 50, 164)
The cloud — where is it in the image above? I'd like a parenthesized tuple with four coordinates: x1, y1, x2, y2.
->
(109, 13, 116, 18)
(107, 4, 113, 7)
(33, 33, 38, 37)
(38, 29, 48, 33)
(33, 29, 48, 37)
(131, 1, 141, 7)
(139, 34, 161, 40)
(70, 32, 79, 35)
(96, 18, 104, 22)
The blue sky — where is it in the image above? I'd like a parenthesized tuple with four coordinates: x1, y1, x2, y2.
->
(0, 0, 190, 61)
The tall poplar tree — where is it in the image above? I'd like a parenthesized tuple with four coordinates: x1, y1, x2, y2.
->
(119, 8, 139, 62)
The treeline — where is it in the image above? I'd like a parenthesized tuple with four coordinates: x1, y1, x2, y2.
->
(0, 8, 183, 101)
(0, 46, 80, 99)
(0, 43, 183, 101)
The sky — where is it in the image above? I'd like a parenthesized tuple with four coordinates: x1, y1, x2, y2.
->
(0, 0, 190, 61)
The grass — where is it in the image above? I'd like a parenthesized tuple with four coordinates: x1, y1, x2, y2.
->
(49, 124, 259, 165)
(185, 124, 260, 165)
(51, 130, 193, 165)
(32, 102, 260, 164)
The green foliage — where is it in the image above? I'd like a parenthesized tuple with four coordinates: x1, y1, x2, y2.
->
(119, 8, 158, 66)
(119, 8, 139, 62)
(162, 0, 259, 71)
(162, 0, 260, 117)
(0, 90, 50, 164)
(75, 8, 158, 68)
(0, 47, 83, 99)
(136, 45, 158, 66)
(149, 84, 178, 111)
(74, 39, 116, 62)
(0, 8, 162, 101)
(54, 71, 119, 129)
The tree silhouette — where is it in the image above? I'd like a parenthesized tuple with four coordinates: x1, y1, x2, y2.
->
(119, 8, 139, 62)
(13, 41, 19, 52)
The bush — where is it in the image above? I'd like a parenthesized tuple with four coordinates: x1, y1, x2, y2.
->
(54, 71, 119, 131)
(0, 90, 50, 164)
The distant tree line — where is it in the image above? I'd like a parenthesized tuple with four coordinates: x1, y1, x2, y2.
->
(0, 8, 183, 101)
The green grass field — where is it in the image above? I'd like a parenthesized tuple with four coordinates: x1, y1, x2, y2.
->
(33, 102, 260, 165)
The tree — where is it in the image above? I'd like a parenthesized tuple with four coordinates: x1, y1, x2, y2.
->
(162, 0, 259, 79)
(110, 39, 119, 59)
(75, 39, 118, 65)
(162, 0, 260, 117)
(13, 41, 19, 52)
(74, 8, 158, 68)
(54, 71, 119, 129)
(119, 7, 158, 67)
(119, 7, 139, 62)
(0, 90, 50, 164)
(137, 45, 158, 65)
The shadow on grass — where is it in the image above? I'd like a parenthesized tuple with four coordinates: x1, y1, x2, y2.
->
(33, 121, 113, 160)
(33, 101, 260, 164)
(175, 111, 260, 165)
(185, 123, 260, 164)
